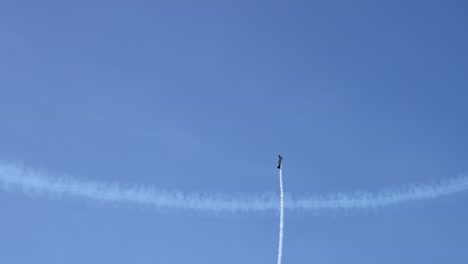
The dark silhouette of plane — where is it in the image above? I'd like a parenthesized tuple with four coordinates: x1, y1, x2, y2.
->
(277, 155, 283, 169)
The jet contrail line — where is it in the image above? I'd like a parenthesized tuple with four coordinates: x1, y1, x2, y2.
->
(277, 167, 284, 264)
(1, 162, 468, 213)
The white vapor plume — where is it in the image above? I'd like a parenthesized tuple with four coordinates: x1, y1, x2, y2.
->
(277, 168, 284, 264)
(1, 162, 468, 213)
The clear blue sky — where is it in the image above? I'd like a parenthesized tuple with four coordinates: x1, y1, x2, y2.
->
(1, 1, 468, 263)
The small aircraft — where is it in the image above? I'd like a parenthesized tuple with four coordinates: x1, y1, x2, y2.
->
(277, 155, 283, 169)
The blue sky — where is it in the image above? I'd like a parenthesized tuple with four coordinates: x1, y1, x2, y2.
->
(1, 1, 468, 263)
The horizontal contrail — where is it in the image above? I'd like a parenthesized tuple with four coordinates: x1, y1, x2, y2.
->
(0, 162, 467, 213)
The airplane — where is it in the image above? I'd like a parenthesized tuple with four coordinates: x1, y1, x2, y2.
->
(277, 155, 283, 169)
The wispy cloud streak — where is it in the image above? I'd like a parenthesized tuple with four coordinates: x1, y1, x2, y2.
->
(1, 162, 467, 213)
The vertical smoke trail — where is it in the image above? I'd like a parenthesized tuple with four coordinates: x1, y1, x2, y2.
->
(277, 167, 284, 264)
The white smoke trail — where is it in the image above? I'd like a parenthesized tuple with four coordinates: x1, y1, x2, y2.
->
(1, 162, 468, 212)
(277, 168, 284, 264)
